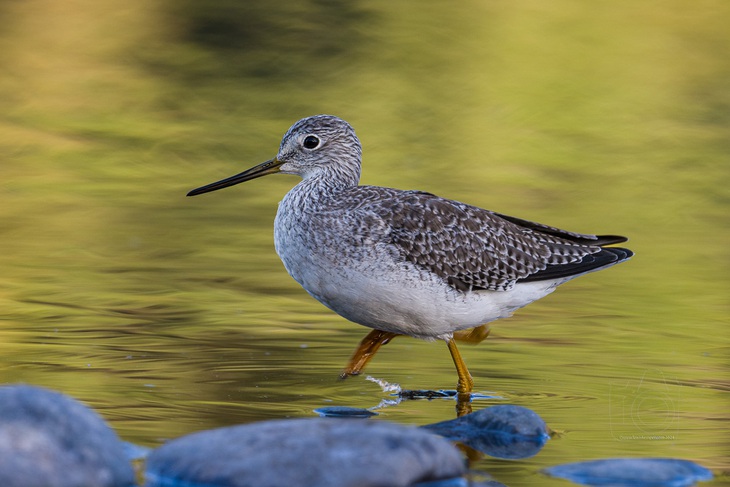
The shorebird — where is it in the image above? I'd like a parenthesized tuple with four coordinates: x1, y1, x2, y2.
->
(188, 115, 632, 397)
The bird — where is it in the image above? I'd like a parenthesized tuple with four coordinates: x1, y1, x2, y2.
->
(187, 114, 632, 397)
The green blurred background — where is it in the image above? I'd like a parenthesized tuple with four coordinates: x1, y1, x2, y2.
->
(0, 1, 727, 485)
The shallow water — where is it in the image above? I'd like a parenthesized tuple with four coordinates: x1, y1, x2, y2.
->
(0, 1, 728, 485)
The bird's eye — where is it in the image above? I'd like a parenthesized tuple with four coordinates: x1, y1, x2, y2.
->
(303, 135, 320, 149)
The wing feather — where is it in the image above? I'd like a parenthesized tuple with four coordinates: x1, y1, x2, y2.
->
(352, 188, 630, 292)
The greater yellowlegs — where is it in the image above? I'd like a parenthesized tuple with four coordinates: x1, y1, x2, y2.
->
(188, 115, 632, 396)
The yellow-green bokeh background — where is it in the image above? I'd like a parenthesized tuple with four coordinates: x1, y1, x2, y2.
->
(1, 1, 728, 485)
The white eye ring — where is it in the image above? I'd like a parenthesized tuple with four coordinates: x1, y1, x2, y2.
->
(303, 135, 320, 149)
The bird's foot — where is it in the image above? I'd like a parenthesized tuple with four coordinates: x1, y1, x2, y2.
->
(340, 330, 399, 379)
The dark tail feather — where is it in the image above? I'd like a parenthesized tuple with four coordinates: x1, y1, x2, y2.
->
(518, 247, 633, 283)
(592, 235, 629, 246)
(494, 212, 629, 247)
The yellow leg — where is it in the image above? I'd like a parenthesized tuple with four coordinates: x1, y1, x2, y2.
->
(340, 330, 399, 379)
(446, 338, 474, 393)
(455, 397, 473, 418)
(453, 324, 491, 344)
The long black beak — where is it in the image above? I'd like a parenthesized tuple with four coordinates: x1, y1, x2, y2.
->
(187, 158, 283, 197)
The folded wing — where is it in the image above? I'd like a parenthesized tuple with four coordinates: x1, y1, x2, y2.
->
(370, 190, 632, 292)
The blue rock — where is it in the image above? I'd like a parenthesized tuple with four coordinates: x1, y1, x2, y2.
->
(146, 418, 465, 487)
(543, 458, 713, 487)
(422, 405, 550, 459)
(0, 384, 135, 487)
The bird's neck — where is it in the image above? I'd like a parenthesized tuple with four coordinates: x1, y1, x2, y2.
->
(278, 175, 353, 222)
(300, 168, 360, 196)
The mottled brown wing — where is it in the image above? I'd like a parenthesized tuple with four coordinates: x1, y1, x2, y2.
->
(368, 190, 608, 292)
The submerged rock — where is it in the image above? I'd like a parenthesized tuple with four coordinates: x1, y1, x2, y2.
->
(313, 406, 378, 418)
(543, 458, 713, 487)
(0, 384, 135, 487)
(422, 404, 550, 459)
(146, 418, 465, 487)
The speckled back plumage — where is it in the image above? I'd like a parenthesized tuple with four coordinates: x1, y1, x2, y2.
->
(322, 184, 629, 293)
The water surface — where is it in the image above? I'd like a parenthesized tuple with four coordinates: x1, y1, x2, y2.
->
(0, 1, 727, 485)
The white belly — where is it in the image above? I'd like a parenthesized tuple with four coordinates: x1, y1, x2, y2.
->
(276, 231, 562, 340)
